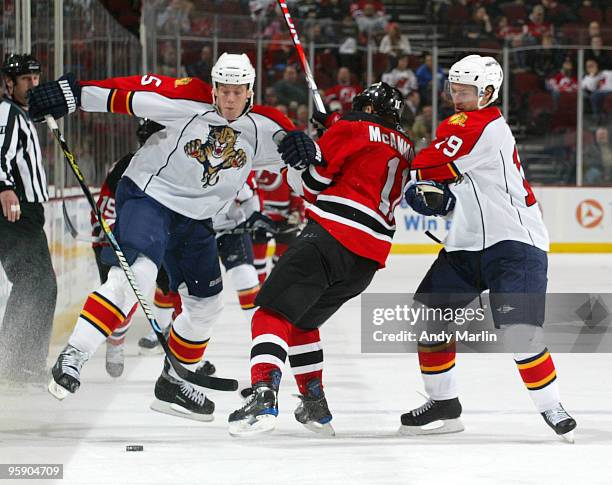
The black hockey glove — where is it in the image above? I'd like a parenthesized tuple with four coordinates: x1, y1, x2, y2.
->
(28, 73, 81, 122)
(311, 110, 341, 132)
(239, 212, 278, 236)
(405, 180, 456, 217)
(277, 131, 326, 171)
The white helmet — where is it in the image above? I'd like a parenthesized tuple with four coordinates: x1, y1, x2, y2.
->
(448, 54, 504, 109)
(211, 52, 256, 109)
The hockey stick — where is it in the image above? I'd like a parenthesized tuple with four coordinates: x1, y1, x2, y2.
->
(276, 1, 326, 114)
(45, 115, 238, 392)
(61, 200, 104, 243)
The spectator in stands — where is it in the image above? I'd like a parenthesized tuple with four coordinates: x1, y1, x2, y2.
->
(584, 126, 612, 184)
(186, 45, 212, 83)
(158, 41, 182, 77)
(294, 104, 310, 132)
(325, 67, 361, 113)
(412, 104, 433, 151)
(156, 0, 193, 34)
(523, 4, 554, 43)
(382, 54, 417, 97)
(275, 103, 289, 116)
(494, 15, 529, 69)
(546, 57, 579, 95)
(264, 86, 279, 107)
(400, 90, 420, 136)
(530, 33, 564, 77)
(296, 0, 318, 18)
(317, 0, 350, 20)
(415, 52, 445, 104)
(273, 65, 308, 107)
(541, 0, 573, 26)
(352, 0, 387, 43)
(265, 28, 293, 76)
(350, 0, 385, 19)
(464, 5, 493, 45)
(586, 36, 612, 70)
(588, 21, 601, 40)
(496, 16, 522, 45)
(379, 22, 411, 59)
(546, 57, 578, 108)
(581, 58, 612, 119)
(337, 15, 361, 73)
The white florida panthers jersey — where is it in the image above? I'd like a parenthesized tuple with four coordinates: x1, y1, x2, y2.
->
(412, 107, 549, 252)
(80, 74, 292, 220)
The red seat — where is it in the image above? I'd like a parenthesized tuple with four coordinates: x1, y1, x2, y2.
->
(514, 71, 541, 94)
(552, 93, 577, 129)
(499, 2, 527, 22)
(578, 6, 603, 24)
(528, 91, 553, 117)
(560, 24, 587, 44)
(478, 39, 501, 51)
(407, 55, 421, 70)
(603, 94, 612, 114)
(373, 53, 391, 77)
(446, 4, 469, 24)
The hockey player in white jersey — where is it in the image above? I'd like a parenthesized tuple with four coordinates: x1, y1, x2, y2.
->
(401, 55, 577, 442)
(28, 53, 293, 421)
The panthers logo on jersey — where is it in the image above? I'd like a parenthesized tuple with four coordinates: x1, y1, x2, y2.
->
(184, 125, 247, 187)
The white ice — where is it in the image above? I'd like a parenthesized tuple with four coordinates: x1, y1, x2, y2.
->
(1, 254, 611, 485)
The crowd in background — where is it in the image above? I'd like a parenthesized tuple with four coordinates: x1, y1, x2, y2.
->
(4, 0, 606, 184)
(146, 0, 610, 184)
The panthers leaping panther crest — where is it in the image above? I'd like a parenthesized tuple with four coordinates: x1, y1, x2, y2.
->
(184, 125, 247, 187)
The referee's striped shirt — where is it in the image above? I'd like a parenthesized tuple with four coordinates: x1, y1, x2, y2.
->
(0, 96, 48, 202)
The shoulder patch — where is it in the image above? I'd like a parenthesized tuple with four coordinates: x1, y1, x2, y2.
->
(174, 77, 193, 87)
(448, 112, 468, 127)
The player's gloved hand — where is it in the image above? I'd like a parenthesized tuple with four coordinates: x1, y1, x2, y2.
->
(277, 131, 325, 170)
(27, 73, 81, 122)
(239, 212, 278, 235)
(311, 110, 341, 132)
(405, 180, 456, 217)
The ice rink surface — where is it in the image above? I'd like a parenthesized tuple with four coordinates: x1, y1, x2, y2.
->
(1, 254, 611, 485)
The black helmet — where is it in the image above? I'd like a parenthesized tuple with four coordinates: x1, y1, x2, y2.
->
(2, 53, 41, 80)
(352, 81, 405, 125)
(136, 118, 164, 145)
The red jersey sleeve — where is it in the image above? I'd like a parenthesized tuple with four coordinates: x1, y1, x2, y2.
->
(80, 74, 213, 123)
(293, 120, 361, 203)
(412, 107, 502, 182)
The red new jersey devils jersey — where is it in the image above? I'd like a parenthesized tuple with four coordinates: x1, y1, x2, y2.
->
(288, 112, 414, 267)
(255, 170, 303, 222)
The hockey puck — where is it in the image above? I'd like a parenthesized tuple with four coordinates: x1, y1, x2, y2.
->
(126, 445, 144, 452)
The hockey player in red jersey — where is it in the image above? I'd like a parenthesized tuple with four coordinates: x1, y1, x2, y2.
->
(28, 53, 294, 421)
(401, 55, 576, 442)
(228, 82, 414, 436)
(252, 170, 304, 283)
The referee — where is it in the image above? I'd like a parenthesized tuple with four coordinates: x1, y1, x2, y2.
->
(0, 54, 57, 384)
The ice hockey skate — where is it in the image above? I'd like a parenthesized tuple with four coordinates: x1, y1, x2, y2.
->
(137, 325, 170, 355)
(294, 378, 334, 436)
(541, 403, 577, 443)
(105, 341, 124, 378)
(48, 344, 91, 400)
(399, 396, 464, 436)
(150, 359, 215, 422)
(228, 374, 279, 436)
